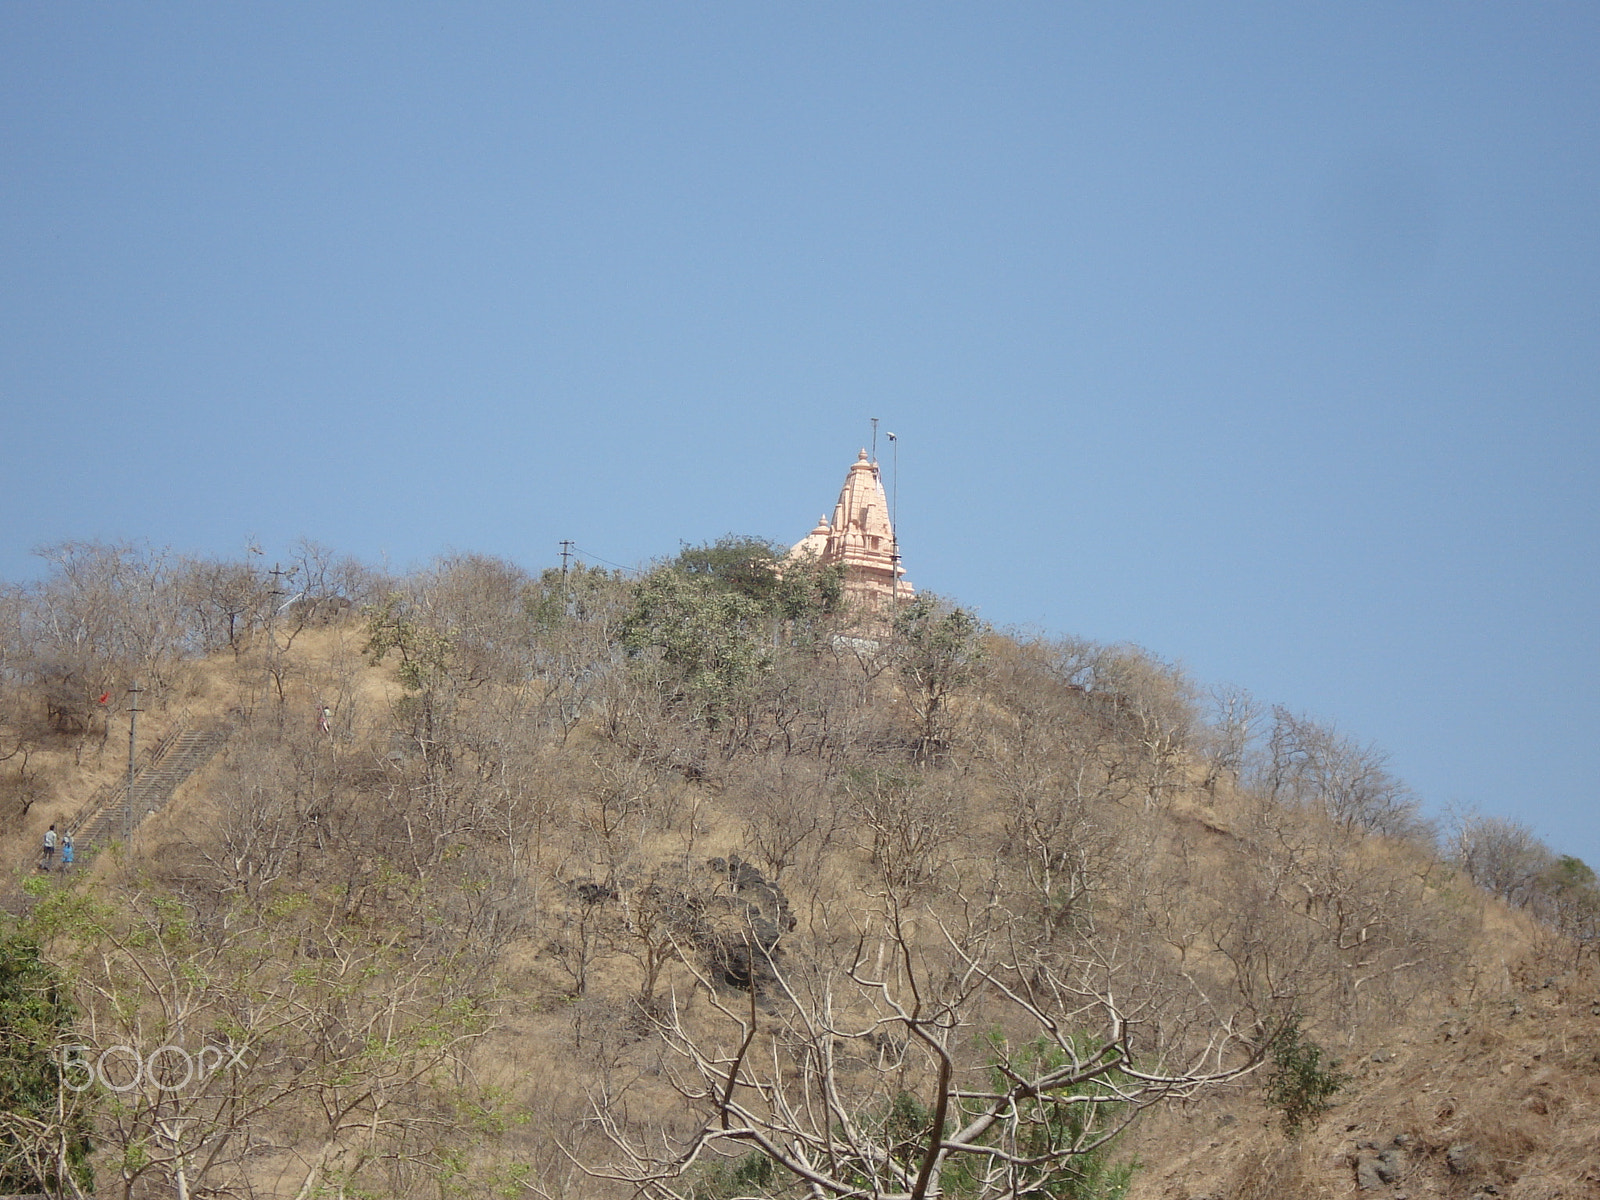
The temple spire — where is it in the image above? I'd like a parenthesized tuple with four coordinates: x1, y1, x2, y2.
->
(788, 447, 912, 609)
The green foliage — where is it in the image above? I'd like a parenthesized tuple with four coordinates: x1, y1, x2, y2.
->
(769, 551, 846, 631)
(672, 536, 788, 606)
(945, 1036, 1138, 1200)
(363, 592, 454, 692)
(893, 594, 987, 758)
(1263, 1016, 1347, 1136)
(894, 593, 983, 658)
(879, 1089, 934, 1177)
(426, 1087, 534, 1198)
(1542, 854, 1597, 892)
(672, 534, 845, 627)
(688, 1149, 780, 1199)
(620, 535, 846, 730)
(0, 929, 94, 1195)
(31, 877, 500, 1199)
(822, 1090, 934, 1195)
(827, 1043, 1137, 1200)
(1534, 855, 1600, 952)
(894, 595, 985, 694)
(622, 568, 772, 727)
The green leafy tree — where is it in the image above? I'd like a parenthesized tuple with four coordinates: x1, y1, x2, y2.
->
(587, 891, 1259, 1200)
(26, 877, 498, 1200)
(0, 928, 94, 1197)
(687, 1149, 779, 1199)
(1535, 856, 1600, 955)
(671, 536, 788, 607)
(621, 568, 772, 730)
(893, 594, 986, 760)
(363, 591, 456, 693)
(1263, 1015, 1347, 1136)
(364, 590, 462, 758)
(525, 563, 627, 629)
(770, 550, 846, 636)
(671, 535, 845, 631)
(931, 1037, 1138, 1200)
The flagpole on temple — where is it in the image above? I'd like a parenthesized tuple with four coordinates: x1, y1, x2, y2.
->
(887, 431, 899, 606)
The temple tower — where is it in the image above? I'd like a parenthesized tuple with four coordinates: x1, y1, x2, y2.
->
(789, 449, 913, 609)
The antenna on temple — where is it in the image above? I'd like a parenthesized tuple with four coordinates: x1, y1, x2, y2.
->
(870, 417, 879, 463)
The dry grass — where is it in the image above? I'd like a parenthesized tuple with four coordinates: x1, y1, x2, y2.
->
(1125, 952, 1600, 1200)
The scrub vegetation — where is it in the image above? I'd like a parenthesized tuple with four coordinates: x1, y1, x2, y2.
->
(0, 538, 1595, 1198)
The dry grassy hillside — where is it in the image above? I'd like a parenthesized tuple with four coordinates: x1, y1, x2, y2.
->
(1, 541, 1595, 1199)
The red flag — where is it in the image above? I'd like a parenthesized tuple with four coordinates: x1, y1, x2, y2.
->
(98, 693, 110, 705)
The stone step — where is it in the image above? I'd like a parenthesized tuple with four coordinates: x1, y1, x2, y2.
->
(63, 725, 232, 857)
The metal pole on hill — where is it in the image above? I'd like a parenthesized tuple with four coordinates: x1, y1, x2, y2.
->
(887, 431, 900, 606)
(268, 563, 287, 722)
(560, 540, 575, 613)
(125, 682, 143, 845)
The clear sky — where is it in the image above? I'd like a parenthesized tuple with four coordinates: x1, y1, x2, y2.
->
(3, 4, 1596, 866)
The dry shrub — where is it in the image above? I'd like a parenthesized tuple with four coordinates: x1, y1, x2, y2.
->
(729, 755, 841, 882)
(0, 759, 53, 825)
(1222, 1139, 1339, 1200)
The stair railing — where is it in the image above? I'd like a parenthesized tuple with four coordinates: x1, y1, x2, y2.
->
(64, 712, 191, 838)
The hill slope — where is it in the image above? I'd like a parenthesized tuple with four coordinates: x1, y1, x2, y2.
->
(1, 545, 1594, 1199)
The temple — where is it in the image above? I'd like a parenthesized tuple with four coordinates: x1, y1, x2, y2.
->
(789, 449, 913, 610)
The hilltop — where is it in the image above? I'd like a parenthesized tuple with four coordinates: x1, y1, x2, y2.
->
(0, 539, 1595, 1199)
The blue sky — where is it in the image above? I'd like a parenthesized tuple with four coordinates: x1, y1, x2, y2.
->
(3, 4, 1596, 866)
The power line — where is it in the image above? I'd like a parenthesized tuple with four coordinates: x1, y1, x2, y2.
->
(569, 545, 643, 574)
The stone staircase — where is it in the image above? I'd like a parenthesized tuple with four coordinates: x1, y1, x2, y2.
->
(67, 725, 231, 854)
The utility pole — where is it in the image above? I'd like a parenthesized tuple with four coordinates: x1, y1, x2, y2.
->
(559, 540, 575, 612)
(267, 563, 287, 717)
(125, 682, 143, 845)
(268, 563, 288, 618)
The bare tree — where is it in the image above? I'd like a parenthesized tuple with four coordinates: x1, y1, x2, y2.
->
(1201, 684, 1262, 794)
(1262, 708, 1426, 841)
(1077, 644, 1197, 813)
(735, 757, 842, 882)
(994, 755, 1121, 944)
(174, 553, 269, 657)
(17, 542, 190, 753)
(1448, 809, 1554, 908)
(614, 869, 702, 1007)
(843, 767, 966, 894)
(582, 892, 1266, 1200)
